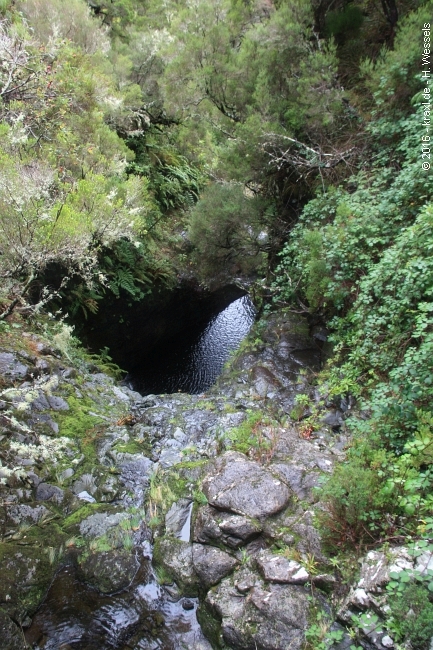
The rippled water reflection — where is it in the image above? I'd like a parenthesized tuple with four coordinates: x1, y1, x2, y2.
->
(129, 294, 256, 395)
(26, 565, 211, 650)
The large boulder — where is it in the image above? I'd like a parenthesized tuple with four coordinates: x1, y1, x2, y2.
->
(194, 505, 262, 548)
(204, 567, 310, 650)
(201, 452, 290, 519)
(192, 543, 238, 588)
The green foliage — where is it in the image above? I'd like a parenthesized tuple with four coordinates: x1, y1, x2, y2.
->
(187, 183, 271, 281)
(317, 459, 389, 551)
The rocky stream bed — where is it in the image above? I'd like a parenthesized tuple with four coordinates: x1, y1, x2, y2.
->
(0, 311, 425, 650)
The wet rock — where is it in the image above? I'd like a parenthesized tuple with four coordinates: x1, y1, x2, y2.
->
(192, 543, 238, 588)
(35, 483, 64, 504)
(78, 549, 139, 593)
(182, 598, 195, 611)
(205, 567, 309, 650)
(202, 451, 290, 519)
(194, 505, 262, 548)
(256, 550, 310, 584)
(119, 456, 153, 505)
(251, 366, 280, 397)
(155, 539, 198, 595)
(165, 498, 193, 540)
(0, 610, 27, 649)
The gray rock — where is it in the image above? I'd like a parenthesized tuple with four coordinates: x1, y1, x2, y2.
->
(7, 504, 49, 526)
(78, 549, 139, 593)
(202, 451, 290, 519)
(271, 463, 320, 502)
(194, 505, 262, 548)
(165, 498, 193, 540)
(321, 410, 344, 429)
(31, 393, 50, 410)
(35, 358, 49, 372)
(60, 468, 74, 481)
(256, 551, 310, 584)
(46, 395, 69, 411)
(73, 474, 97, 496)
(35, 483, 64, 504)
(218, 513, 263, 543)
(77, 491, 96, 503)
(0, 352, 29, 383)
(205, 567, 309, 650)
(357, 548, 413, 593)
(155, 539, 198, 595)
(79, 512, 128, 538)
(194, 505, 223, 544)
(192, 543, 238, 588)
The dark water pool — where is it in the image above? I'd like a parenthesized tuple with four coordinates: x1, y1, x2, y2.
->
(26, 564, 210, 649)
(126, 294, 256, 395)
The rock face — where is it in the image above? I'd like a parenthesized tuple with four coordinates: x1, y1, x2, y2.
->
(204, 567, 310, 650)
(202, 451, 291, 519)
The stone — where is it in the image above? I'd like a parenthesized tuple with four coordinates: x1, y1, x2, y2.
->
(270, 463, 320, 502)
(79, 512, 128, 538)
(182, 598, 195, 611)
(0, 610, 27, 649)
(165, 498, 193, 540)
(205, 567, 309, 650)
(321, 410, 344, 429)
(256, 551, 310, 584)
(73, 474, 97, 496)
(46, 395, 69, 411)
(381, 635, 394, 648)
(78, 549, 139, 594)
(35, 483, 64, 504)
(77, 491, 96, 503)
(218, 513, 262, 543)
(7, 504, 49, 526)
(60, 468, 74, 480)
(192, 543, 238, 588)
(112, 386, 130, 402)
(194, 505, 223, 544)
(201, 451, 290, 519)
(155, 539, 198, 595)
(357, 548, 413, 593)
(0, 352, 29, 384)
